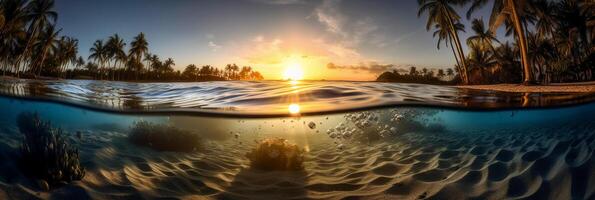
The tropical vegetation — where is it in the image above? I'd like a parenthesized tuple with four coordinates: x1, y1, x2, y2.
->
(16, 112, 85, 190)
(376, 66, 457, 85)
(417, 0, 594, 85)
(0, 0, 264, 82)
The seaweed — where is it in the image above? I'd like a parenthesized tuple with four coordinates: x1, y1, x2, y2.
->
(16, 112, 85, 189)
(246, 138, 304, 171)
(129, 121, 201, 152)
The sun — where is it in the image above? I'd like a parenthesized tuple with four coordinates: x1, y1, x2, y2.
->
(282, 62, 304, 81)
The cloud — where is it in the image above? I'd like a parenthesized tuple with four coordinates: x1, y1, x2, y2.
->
(326, 62, 395, 74)
(314, 0, 345, 36)
(253, 35, 264, 42)
(312, 0, 389, 61)
(208, 41, 222, 51)
(242, 37, 286, 64)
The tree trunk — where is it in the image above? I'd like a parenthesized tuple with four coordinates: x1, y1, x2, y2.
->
(449, 39, 461, 70)
(37, 50, 48, 77)
(509, 0, 532, 85)
(444, 10, 469, 84)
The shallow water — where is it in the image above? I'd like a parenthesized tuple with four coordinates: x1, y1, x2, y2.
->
(1, 91, 595, 199)
(1, 80, 595, 199)
(1, 79, 595, 116)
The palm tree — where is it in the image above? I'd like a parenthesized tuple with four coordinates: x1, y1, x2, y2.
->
(467, 18, 500, 54)
(143, 53, 152, 72)
(162, 58, 175, 77)
(16, 0, 57, 77)
(494, 42, 521, 83)
(418, 0, 469, 84)
(1, 0, 28, 76)
(446, 68, 454, 76)
(32, 25, 60, 76)
(530, 0, 558, 39)
(57, 36, 77, 77)
(239, 66, 252, 80)
(467, 44, 496, 69)
(528, 32, 555, 84)
(465, 0, 533, 85)
(432, 22, 465, 72)
(88, 40, 107, 79)
(149, 54, 160, 73)
(556, 0, 590, 59)
(129, 32, 148, 80)
(107, 34, 125, 80)
(182, 64, 197, 80)
(75, 56, 84, 70)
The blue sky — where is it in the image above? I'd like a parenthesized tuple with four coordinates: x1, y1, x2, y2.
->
(55, 0, 495, 80)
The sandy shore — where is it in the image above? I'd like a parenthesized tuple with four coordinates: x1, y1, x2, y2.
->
(1, 119, 594, 199)
(456, 82, 595, 93)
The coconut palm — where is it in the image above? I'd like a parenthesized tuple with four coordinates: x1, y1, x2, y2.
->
(446, 68, 454, 76)
(464, 0, 533, 85)
(418, 0, 469, 84)
(527, 32, 555, 84)
(163, 58, 174, 71)
(16, 0, 57, 77)
(106, 34, 125, 80)
(433, 22, 465, 72)
(75, 56, 84, 70)
(556, 0, 590, 58)
(88, 40, 107, 79)
(467, 43, 496, 70)
(56, 36, 77, 77)
(143, 52, 153, 72)
(182, 64, 197, 80)
(494, 42, 522, 83)
(149, 54, 160, 72)
(32, 25, 60, 76)
(1, 0, 28, 76)
(467, 18, 500, 54)
(129, 32, 148, 79)
(530, 0, 558, 39)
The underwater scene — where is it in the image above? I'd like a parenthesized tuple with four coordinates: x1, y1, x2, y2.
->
(0, 80, 594, 199)
(1, 0, 595, 199)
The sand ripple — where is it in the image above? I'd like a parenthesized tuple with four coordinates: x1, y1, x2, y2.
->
(0, 122, 594, 199)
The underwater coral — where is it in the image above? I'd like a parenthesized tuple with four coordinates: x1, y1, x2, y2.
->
(246, 138, 304, 171)
(17, 112, 85, 189)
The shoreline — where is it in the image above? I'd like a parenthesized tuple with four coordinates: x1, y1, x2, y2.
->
(455, 82, 595, 93)
(4, 75, 595, 93)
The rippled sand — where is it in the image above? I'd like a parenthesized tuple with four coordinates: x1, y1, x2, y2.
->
(1, 121, 593, 200)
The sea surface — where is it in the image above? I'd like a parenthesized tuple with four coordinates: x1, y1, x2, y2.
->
(0, 79, 594, 199)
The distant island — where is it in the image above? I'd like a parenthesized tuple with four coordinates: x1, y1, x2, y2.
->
(376, 67, 458, 85)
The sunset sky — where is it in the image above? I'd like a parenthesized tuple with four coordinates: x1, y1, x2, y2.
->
(56, 0, 493, 81)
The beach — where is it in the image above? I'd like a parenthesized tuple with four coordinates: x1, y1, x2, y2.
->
(456, 82, 595, 93)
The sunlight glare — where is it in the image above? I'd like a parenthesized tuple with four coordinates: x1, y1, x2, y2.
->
(283, 62, 304, 81)
(288, 104, 300, 114)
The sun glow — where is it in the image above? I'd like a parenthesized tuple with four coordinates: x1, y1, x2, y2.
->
(288, 104, 300, 114)
(283, 62, 304, 81)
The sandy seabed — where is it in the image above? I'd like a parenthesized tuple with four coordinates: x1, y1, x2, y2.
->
(0, 122, 594, 200)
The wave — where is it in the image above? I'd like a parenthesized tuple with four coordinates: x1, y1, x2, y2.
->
(1, 79, 595, 117)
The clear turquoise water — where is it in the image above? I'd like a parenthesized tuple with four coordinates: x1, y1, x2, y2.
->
(0, 80, 594, 199)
